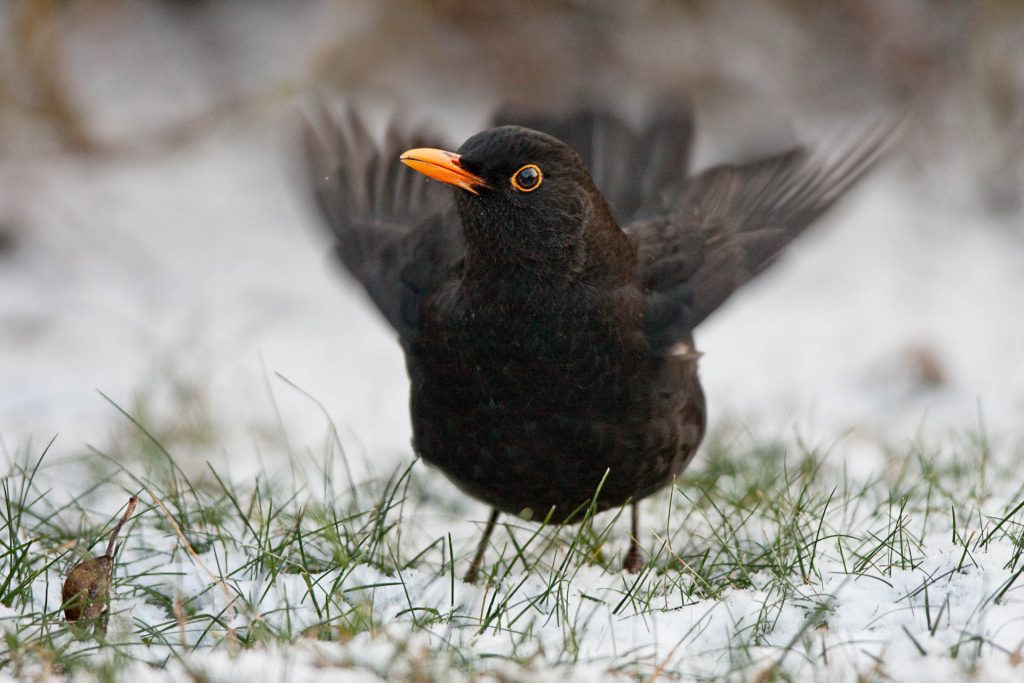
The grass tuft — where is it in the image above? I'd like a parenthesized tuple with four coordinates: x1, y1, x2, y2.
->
(2, 400, 1023, 681)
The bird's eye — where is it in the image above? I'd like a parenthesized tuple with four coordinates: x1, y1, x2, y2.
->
(510, 164, 542, 193)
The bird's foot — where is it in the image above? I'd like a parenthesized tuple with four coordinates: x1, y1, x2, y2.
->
(464, 508, 500, 584)
(623, 540, 645, 573)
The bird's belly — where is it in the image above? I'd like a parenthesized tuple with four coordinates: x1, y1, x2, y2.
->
(407, 335, 705, 522)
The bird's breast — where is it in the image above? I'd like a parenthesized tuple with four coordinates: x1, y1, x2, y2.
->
(412, 278, 646, 416)
(404, 276, 706, 518)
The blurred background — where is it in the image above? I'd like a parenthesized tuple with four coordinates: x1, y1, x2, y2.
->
(1, 0, 1022, 474)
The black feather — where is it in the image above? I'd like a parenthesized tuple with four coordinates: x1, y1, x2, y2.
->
(302, 105, 460, 343)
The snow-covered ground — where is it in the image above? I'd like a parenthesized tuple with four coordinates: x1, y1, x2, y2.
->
(1, 2, 1023, 681)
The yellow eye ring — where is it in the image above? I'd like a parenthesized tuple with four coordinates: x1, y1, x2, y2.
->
(510, 164, 542, 193)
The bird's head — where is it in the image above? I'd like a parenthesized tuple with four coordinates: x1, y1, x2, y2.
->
(401, 125, 623, 279)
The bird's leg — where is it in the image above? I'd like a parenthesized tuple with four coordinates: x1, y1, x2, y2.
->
(463, 508, 500, 584)
(623, 502, 644, 573)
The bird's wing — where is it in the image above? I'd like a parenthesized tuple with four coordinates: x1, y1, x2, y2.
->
(303, 107, 461, 343)
(493, 105, 693, 222)
(628, 129, 891, 354)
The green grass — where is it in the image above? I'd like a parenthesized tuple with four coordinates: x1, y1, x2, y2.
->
(2, 396, 1023, 681)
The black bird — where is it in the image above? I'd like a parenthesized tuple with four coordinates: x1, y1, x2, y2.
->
(304, 105, 886, 582)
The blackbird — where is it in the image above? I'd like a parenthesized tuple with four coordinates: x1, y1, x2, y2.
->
(304, 105, 886, 582)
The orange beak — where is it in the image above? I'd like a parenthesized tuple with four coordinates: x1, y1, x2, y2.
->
(400, 148, 488, 195)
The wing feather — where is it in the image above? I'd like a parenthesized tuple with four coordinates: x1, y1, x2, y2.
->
(629, 123, 894, 353)
(303, 105, 461, 343)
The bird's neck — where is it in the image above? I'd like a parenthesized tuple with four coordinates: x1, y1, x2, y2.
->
(461, 243, 576, 285)
(459, 198, 634, 288)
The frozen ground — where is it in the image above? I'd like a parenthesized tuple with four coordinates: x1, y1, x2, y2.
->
(1, 1, 1023, 681)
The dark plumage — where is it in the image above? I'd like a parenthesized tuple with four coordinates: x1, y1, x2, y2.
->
(303, 104, 887, 581)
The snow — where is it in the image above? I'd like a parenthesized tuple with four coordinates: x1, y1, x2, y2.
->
(5, 506, 1024, 681)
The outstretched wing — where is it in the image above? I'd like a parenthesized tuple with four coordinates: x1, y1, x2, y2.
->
(493, 105, 693, 223)
(630, 128, 892, 354)
(303, 106, 462, 344)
